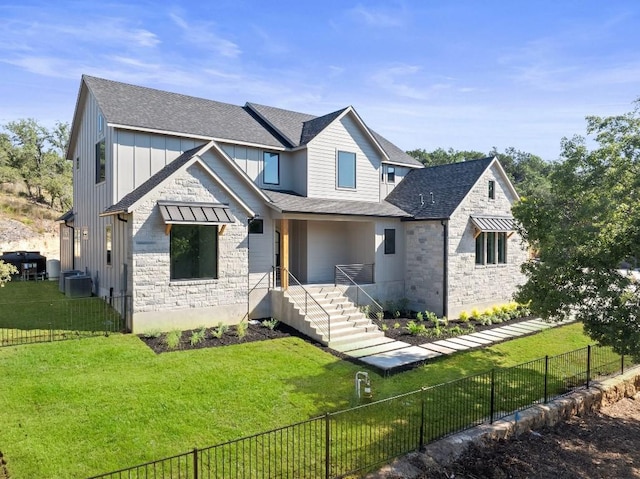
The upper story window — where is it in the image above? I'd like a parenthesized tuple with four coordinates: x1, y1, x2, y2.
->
(95, 139, 105, 184)
(488, 180, 495, 199)
(249, 218, 264, 234)
(263, 152, 279, 185)
(337, 151, 356, 189)
(387, 166, 396, 183)
(97, 113, 104, 135)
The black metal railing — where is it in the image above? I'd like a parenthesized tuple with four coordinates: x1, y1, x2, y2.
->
(88, 344, 637, 479)
(280, 267, 332, 342)
(0, 295, 129, 347)
(334, 265, 383, 325)
(334, 263, 374, 285)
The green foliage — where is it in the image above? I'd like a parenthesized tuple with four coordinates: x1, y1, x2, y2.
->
(393, 322, 401, 329)
(236, 321, 248, 339)
(211, 322, 229, 339)
(375, 311, 384, 321)
(164, 329, 182, 350)
(0, 260, 18, 286)
(415, 311, 424, 321)
(514, 101, 640, 357)
(470, 308, 481, 321)
(405, 320, 428, 336)
(142, 328, 162, 339)
(458, 311, 470, 322)
(381, 323, 388, 332)
(425, 310, 438, 325)
(262, 318, 279, 330)
(190, 326, 207, 346)
(393, 310, 401, 319)
(0, 119, 71, 209)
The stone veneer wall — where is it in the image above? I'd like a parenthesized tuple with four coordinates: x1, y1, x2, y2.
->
(405, 221, 445, 316)
(446, 166, 528, 318)
(130, 163, 249, 332)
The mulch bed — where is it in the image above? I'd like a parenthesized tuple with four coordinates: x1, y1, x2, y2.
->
(381, 315, 536, 346)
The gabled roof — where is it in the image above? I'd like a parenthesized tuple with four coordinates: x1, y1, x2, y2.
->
(246, 102, 422, 167)
(264, 190, 410, 218)
(101, 142, 259, 218)
(386, 157, 497, 220)
(74, 76, 286, 152)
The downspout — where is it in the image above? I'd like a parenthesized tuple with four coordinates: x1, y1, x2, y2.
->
(64, 218, 75, 270)
(117, 213, 130, 330)
(441, 219, 448, 318)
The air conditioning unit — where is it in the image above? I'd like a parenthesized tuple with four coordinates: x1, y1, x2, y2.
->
(59, 270, 83, 293)
(65, 275, 92, 298)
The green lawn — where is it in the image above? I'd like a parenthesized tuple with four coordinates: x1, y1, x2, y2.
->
(0, 317, 596, 479)
(0, 281, 605, 478)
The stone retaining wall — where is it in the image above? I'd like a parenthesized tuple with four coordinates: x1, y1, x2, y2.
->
(368, 366, 640, 478)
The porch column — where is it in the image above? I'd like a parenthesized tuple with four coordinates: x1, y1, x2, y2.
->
(281, 218, 289, 290)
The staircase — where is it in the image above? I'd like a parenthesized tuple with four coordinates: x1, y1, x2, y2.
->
(282, 284, 384, 348)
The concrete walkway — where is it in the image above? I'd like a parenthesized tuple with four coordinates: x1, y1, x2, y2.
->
(332, 318, 575, 373)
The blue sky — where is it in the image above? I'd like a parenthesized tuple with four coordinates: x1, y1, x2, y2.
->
(1, 0, 638, 161)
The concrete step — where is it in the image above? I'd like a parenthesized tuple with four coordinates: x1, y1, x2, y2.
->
(328, 330, 386, 348)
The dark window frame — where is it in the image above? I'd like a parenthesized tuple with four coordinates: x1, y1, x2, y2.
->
(476, 231, 508, 265)
(249, 218, 264, 234)
(170, 224, 219, 281)
(488, 180, 495, 199)
(384, 228, 396, 254)
(263, 151, 280, 185)
(95, 139, 106, 184)
(387, 165, 395, 183)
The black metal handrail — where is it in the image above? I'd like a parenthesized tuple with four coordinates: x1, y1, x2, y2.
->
(280, 267, 331, 342)
(334, 264, 383, 325)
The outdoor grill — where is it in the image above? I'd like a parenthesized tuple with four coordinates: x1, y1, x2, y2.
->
(0, 251, 47, 280)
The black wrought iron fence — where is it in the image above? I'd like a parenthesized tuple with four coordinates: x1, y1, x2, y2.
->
(0, 295, 129, 347)
(88, 344, 637, 479)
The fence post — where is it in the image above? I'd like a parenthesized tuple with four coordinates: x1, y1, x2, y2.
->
(325, 412, 331, 479)
(193, 447, 199, 479)
(419, 388, 426, 449)
(544, 355, 549, 404)
(489, 369, 496, 424)
(586, 345, 591, 389)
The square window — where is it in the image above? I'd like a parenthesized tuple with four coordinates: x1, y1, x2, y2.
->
(263, 152, 279, 185)
(95, 139, 105, 183)
(170, 224, 218, 280)
(249, 218, 264, 234)
(337, 151, 356, 189)
(384, 228, 396, 254)
(488, 180, 495, 199)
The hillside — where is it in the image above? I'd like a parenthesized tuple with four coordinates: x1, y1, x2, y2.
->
(0, 184, 62, 260)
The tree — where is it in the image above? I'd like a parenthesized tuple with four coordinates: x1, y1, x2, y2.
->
(407, 147, 486, 167)
(513, 102, 640, 357)
(1, 119, 71, 209)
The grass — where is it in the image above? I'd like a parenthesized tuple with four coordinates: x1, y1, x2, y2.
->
(0, 281, 606, 478)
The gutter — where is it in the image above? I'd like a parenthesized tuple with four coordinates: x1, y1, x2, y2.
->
(441, 219, 449, 318)
(63, 218, 75, 270)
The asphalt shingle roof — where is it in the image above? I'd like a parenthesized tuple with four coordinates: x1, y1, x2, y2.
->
(386, 157, 495, 219)
(264, 190, 410, 218)
(83, 76, 286, 148)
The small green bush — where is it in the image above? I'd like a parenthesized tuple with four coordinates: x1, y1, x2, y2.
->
(393, 322, 401, 329)
(393, 310, 401, 319)
(262, 318, 279, 330)
(381, 323, 389, 332)
(405, 320, 427, 336)
(236, 321, 248, 339)
(142, 328, 162, 339)
(415, 311, 424, 321)
(211, 322, 229, 339)
(190, 327, 206, 346)
(470, 308, 481, 321)
(164, 329, 182, 350)
(458, 311, 470, 322)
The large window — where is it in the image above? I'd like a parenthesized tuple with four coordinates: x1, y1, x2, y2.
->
(170, 225, 218, 280)
(384, 228, 396, 254)
(337, 151, 356, 189)
(475, 232, 507, 265)
(95, 139, 105, 183)
(263, 152, 279, 185)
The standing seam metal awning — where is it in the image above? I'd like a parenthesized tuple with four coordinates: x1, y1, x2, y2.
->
(470, 215, 515, 234)
(158, 201, 234, 225)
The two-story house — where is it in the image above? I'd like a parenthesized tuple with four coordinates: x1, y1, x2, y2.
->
(61, 75, 526, 343)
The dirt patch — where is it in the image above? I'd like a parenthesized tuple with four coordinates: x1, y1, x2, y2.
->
(421, 394, 640, 479)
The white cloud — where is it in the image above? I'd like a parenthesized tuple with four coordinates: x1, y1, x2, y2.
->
(169, 12, 241, 58)
(348, 4, 406, 27)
